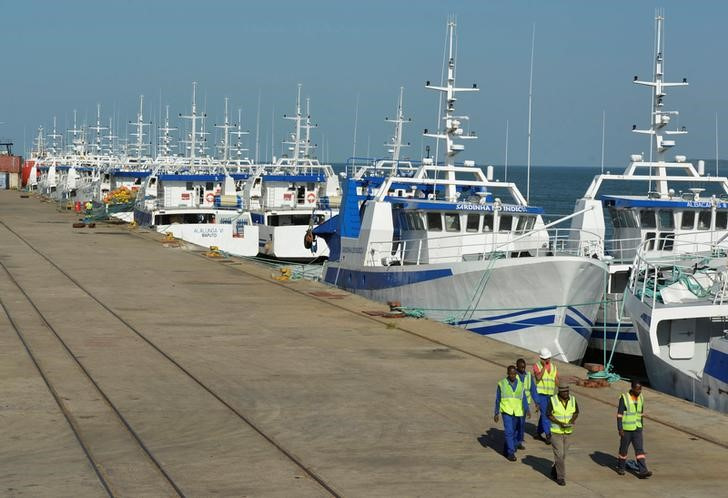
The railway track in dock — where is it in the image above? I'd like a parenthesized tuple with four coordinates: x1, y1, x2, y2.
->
(0, 220, 340, 497)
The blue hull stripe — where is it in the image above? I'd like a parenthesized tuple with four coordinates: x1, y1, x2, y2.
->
(567, 306, 593, 326)
(591, 330, 638, 341)
(324, 266, 453, 290)
(594, 321, 632, 328)
(467, 314, 556, 335)
(457, 305, 557, 327)
(564, 315, 591, 340)
(705, 347, 728, 385)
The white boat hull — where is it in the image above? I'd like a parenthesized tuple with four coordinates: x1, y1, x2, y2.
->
(258, 224, 329, 261)
(323, 256, 606, 363)
(626, 291, 726, 411)
(156, 222, 259, 257)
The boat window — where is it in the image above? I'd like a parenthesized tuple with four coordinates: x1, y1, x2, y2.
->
(608, 207, 622, 228)
(267, 214, 313, 226)
(658, 233, 674, 251)
(444, 213, 461, 232)
(623, 210, 639, 228)
(186, 182, 193, 190)
(206, 182, 214, 191)
(658, 210, 674, 230)
(515, 216, 526, 233)
(640, 210, 656, 229)
(499, 214, 513, 232)
(426, 212, 442, 231)
(466, 213, 480, 232)
(681, 211, 695, 230)
(407, 212, 425, 231)
(482, 214, 494, 232)
(716, 211, 728, 230)
(644, 232, 656, 250)
(698, 210, 711, 230)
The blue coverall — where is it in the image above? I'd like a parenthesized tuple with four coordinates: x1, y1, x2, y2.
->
(495, 379, 530, 457)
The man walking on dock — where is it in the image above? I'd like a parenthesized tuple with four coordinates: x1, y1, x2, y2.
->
(547, 381, 578, 486)
(533, 348, 558, 444)
(515, 358, 535, 449)
(616, 380, 652, 478)
(494, 365, 530, 461)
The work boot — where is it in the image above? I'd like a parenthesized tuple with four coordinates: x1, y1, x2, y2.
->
(616, 467, 625, 476)
(517, 443, 526, 450)
(544, 434, 552, 445)
(637, 470, 652, 479)
(556, 479, 566, 486)
(507, 454, 517, 462)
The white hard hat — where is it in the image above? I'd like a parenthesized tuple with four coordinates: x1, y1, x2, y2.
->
(539, 347, 552, 359)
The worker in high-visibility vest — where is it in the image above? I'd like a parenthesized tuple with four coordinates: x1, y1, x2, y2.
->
(616, 380, 652, 478)
(494, 365, 530, 461)
(547, 381, 579, 486)
(533, 347, 559, 444)
(516, 358, 536, 449)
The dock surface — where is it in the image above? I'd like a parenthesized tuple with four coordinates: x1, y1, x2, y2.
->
(1, 190, 727, 497)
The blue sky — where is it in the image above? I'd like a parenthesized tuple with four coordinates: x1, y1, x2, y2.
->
(1, 0, 725, 167)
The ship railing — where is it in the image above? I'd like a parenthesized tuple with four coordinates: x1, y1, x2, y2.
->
(628, 234, 728, 308)
(367, 227, 604, 267)
(605, 236, 643, 263)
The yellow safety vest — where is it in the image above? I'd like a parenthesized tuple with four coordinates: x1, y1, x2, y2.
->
(535, 362, 557, 395)
(621, 393, 643, 431)
(550, 395, 576, 434)
(519, 372, 533, 404)
(498, 377, 525, 417)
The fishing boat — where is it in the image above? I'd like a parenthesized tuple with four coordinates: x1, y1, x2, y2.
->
(243, 84, 339, 261)
(570, 12, 728, 360)
(313, 20, 607, 363)
(133, 83, 259, 257)
(624, 235, 728, 412)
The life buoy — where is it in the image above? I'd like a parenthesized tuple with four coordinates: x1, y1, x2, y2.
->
(206, 192, 215, 203)
(306, 192, 316, 204)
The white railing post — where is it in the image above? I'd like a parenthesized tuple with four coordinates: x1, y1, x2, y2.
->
(400, 241, 406, 266)
(417, 239, 422, 265)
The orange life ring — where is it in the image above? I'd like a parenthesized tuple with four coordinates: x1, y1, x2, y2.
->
(306, 192, 316, 204)
(206, 192, 215, 203)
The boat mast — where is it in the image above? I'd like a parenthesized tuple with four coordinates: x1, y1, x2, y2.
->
(88, 103, 107, 155)
(632, 11, 688, 192)
(158, 105, 177, 158)
(385, 86, 411, 173)
(103, 117, 117, 156)
(424, 18, 479, 201)
(215, 97, 234, 161)
(179, 82, 205, 160)
(231, 108, 249, 161)
(47, 116, 63, 156)
(301, 97, 318, 160)
(283, 84, 303, 162)
(128, 95, 151, 159)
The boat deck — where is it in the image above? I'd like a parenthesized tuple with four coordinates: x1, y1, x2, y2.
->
(2, 189, 727, 496)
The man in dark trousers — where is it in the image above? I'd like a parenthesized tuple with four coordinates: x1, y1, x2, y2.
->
(515, 358, 536, 449)
(533, 348, 558, 444)
(617, 380, 652, 478)
(547, 381, 578, 486)
(494, 365, 530, 461)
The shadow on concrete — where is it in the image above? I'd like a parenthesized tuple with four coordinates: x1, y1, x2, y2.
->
(477, 427, 507, 459)
(521, 455, 554, 479)
(590, 450, 617, 470)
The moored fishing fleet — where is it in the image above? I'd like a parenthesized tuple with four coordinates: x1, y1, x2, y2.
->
(17, 13, 728, 414)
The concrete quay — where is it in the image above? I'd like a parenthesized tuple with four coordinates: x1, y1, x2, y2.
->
(1, 190, 727, 497)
